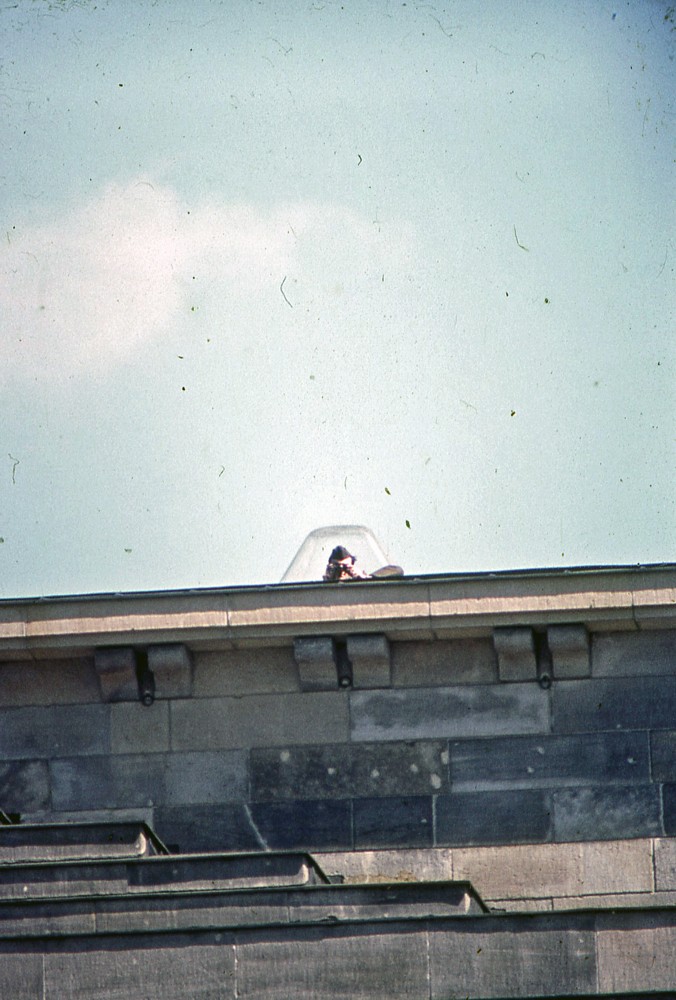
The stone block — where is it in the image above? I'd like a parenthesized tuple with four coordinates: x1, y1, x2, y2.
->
(493, 626, 537, 681)
(0, 704, 109, 761)
(597, 911, 676, 993)
(170, 691, 350, 751)
(192, 648, 300, 697)
(43, 939, 236, 1000)
(250, 741, 449, 801)
(0, 760, 49, 811)
(147, 643, 193, 698)
(391, 638, 498, 687)
(428, 915, 597, 999)
(317, 847, 454, 883)
(164, 750, 247, 805)
(110, 701, 170, 754)
(250, 799, 352, 851)
(0, 953, 44, 1000)
(547, 624, 590, 678)
(593, 628, 676, 676)
(663, 783, 676, 835)
(552, 785, 662, 841)
(0, 656, 99, 706)
(654, 837, 676, 891)
(236, 924, 428, 999)
(353, 795, 433, 848)
(650, 730, 676, 781)
(449, 731, 650, 791)
(94, 647, 137, 702)
(154, 803, 262, 853)
(251, 744, 354, 801)
(435, 788, 551, 846)
(552, 675, 676, 732)
(350, 684, 549, 742)
(451, 839, 654, 901)
(346, 634, 391, 688)
(50, 754, 166, 811)
(293, 637, 337, 691)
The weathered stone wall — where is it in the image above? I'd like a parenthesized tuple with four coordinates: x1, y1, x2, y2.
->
(1, 627, 675, 906)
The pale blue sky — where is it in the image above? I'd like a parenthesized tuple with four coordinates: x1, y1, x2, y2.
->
(1, 0, 674, 596)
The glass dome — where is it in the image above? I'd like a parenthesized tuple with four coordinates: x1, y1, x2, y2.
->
(281, 525, 392, 583)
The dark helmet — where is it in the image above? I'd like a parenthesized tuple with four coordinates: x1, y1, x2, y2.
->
(329, 545, 352, 562)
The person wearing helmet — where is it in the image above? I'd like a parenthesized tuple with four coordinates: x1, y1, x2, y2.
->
(322, 545, 372, 582)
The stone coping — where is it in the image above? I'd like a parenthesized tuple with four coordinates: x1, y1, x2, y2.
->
(0, 564, 674, 656)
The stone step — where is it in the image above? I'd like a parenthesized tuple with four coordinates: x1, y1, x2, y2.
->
(0, 850, 328, 900)
(0, 822, 168, 864)
(0, 880, 484, 939)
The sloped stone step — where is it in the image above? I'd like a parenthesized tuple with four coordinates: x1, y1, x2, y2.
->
(0, 851, 327, 900)
(0, 822, 168, 864)
(0, 880, 484, 939)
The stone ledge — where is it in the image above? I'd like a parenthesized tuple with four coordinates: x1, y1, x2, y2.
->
(1, 565, 674, 657)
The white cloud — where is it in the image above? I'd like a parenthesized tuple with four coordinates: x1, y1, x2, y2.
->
(0, 180, 416, 383)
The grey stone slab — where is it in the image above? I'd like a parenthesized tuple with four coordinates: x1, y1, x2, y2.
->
(350, 684, 550, 742)
(428, 915, 597, 999)
(451, 839, 654, 901)
(351, 741, 449, 798)
(154, 803, 262, 853)
(392, 638, 498, 687)
(250, 741, 449, 801)
(449, 731, 650, 791)
(597, 911, 676, 993)
(126, 853, 320, 891)
(0, 904, 96, 938)
(250, 744, 354, 801)
(43, 938, 236, 1000)
(92, 894, 291, 935)
(353, 795, 433, 848)
(50, 755, 166, 811)
(593, 628, 676, 677)
(0, 953, 44, 1000)
(654, 838, 676, 891)
(0, 852, 317, 900)
(552, 675, 676, 732)
(0, 861, 130, 899)
(110, 700, 170, 754)
(192, 648, 300, 697)
(164, 750, 247, 805)
(0, 759, 50, 811)
(0, 656, 99, 706)
(553, 785, 662, 841)
(170, 691, 350, 751)
(250, 799, 352, 851)
(651, 730, 676, 781)
(0, 822, 159, 864)
(235, 923, 428, 999)
(663, 783, 676, 835)
(0, 704, 110, 760)
(435, 789, 551, 846)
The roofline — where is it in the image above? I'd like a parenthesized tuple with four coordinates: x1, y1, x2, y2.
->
(1, 564, 674, 658)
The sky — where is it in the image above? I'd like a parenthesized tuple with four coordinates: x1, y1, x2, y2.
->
(0, 0, 674, 597)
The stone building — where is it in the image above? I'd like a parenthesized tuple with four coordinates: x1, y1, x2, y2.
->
(1, 562, 675, 996)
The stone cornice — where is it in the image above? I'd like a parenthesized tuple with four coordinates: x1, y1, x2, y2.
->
(0, 565, 674, 658)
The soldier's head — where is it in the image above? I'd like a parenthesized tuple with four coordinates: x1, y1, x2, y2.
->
(329, 545, 353, 564)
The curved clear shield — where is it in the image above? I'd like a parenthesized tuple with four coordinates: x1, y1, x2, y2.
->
(281, 526, 392, 583)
